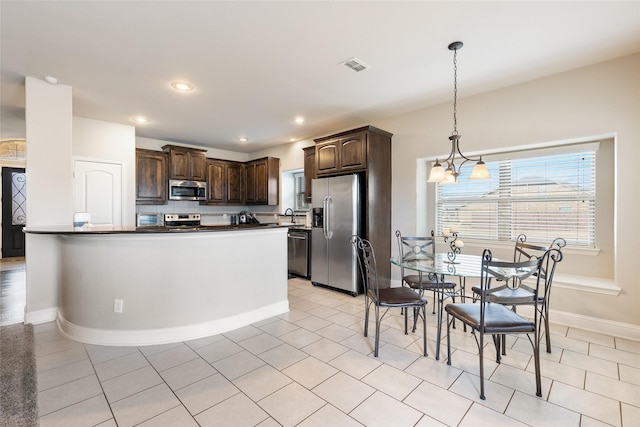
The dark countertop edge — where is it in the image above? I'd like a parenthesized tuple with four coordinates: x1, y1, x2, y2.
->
(23, 224, 293, 235)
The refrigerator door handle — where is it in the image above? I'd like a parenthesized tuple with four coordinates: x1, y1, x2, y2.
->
(326, 196, 333, 239)
(323, 196, 329, 239)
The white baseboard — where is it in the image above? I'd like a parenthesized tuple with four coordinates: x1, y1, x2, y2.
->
(546, 309, 640, 341)
(25, 307, 58, 325)
(56, 300, 289, 346)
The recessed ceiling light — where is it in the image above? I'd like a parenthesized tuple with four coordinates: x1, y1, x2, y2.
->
(294, 117, 305, 124)
(238, 137, 248, 143)
(171, 81, 193, 92)
(289, 138, 297, 142)
(131, 116, 151, 124)
(44, 76, 58, 84)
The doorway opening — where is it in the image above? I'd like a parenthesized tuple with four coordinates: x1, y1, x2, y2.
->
(2, 167, 26, 258)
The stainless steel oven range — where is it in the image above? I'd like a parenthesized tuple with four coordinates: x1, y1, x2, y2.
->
(164, 213, 201, 228)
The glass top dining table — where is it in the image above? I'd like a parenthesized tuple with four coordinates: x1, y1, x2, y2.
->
(390, 252, 534, 359)
(391, 253, 485, 279)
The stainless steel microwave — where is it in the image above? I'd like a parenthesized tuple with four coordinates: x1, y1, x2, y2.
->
(169, 179, 207, 201)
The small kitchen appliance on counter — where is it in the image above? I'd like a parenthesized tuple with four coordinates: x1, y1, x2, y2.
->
(238, 211, 260, 224)
(136, 212, 162, 227)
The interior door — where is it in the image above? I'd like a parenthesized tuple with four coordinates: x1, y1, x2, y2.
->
(73, 160, 122, 226)
(1, 167, 26, 258)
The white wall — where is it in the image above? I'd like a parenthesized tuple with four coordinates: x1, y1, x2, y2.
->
(25, 77, 73, 226)
(25, 76, 72, 318)
(250, 139, 314, 173)
(73, 117, 136, 226)
(136, 136, 249, 163)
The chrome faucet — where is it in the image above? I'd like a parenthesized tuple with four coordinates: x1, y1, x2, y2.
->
(284, 208, 296, 223)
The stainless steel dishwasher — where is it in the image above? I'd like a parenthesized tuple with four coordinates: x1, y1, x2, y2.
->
(287, 229, 310, 278)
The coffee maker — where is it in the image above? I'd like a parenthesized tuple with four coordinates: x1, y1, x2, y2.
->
(238, 211, 259, 224)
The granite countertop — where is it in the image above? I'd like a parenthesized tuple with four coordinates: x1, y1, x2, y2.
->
(23, 223, 290, 235)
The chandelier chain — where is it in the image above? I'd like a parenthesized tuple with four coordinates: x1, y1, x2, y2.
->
(452, 48, 458, 135)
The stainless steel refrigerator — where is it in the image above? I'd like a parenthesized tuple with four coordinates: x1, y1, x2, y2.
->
(311, 174, 362, 296)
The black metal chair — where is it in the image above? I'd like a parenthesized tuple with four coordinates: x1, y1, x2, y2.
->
(351, 235, 428, 357)
(471, 234, 566, 352)
(395, 230, 459, 315)
(445, 248, 549, 400)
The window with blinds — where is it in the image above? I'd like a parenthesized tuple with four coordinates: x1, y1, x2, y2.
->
(294, 171, 310, 211)
(435, 145, 597, 247)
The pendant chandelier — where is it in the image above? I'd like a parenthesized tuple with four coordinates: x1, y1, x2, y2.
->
(428, 41, 490, 184)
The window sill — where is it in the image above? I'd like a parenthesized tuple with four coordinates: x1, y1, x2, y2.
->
(521, 273, 619, 296)
(552, 273, 620, 296)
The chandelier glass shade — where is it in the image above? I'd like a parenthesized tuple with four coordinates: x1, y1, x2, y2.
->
(428, 41, 490, 184)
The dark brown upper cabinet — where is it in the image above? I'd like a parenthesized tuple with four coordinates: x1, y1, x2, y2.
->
(163, 145, 207, 181)
(136, 148, 168, 205)
(245, 157, 279, 205)
(315, 130, 367, 176)
(204, 159, 244, 205)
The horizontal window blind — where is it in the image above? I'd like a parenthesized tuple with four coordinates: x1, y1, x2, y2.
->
(435, 147, 596, 247)
(294, 172, 309, 211)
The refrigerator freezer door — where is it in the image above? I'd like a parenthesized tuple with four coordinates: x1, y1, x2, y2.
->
(311, 179, 329, 287)
(326, 175, 360, 294)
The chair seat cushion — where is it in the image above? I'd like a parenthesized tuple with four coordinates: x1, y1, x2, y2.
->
(445, 303, 535, 333)
(377, 287, 427, 307)
(404, 275, 456, 290)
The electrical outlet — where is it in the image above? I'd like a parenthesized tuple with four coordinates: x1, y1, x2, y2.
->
(114, 299, 123, 313)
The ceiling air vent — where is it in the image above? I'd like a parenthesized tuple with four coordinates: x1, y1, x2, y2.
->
(339, 57, 371, 73)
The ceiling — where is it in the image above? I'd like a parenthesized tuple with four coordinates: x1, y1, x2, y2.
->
(1, 1, 639, 153)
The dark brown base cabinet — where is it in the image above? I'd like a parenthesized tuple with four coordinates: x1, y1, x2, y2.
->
(136, 149, 168, 205)
(309, 126, 392, 285)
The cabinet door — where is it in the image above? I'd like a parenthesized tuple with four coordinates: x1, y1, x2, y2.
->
(255, 160, 268, 203)
(189, 151, 207, 181)
(206, 160, 227, 203)
(169, 149, 190, 180)
(136, 149, 167, 204)
(339, 132, 367, 171)
(245, 158, 279, 205)
(245, 162, 257, 203)
(316, 140, 339, 175)
(226, 162, 244, 204)
(303, 146, 316, 201)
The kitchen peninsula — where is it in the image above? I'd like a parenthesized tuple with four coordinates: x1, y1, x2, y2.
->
(24, 225, 288, 346)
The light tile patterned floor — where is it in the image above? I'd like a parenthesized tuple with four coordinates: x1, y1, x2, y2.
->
(24, 277, 640, 426)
